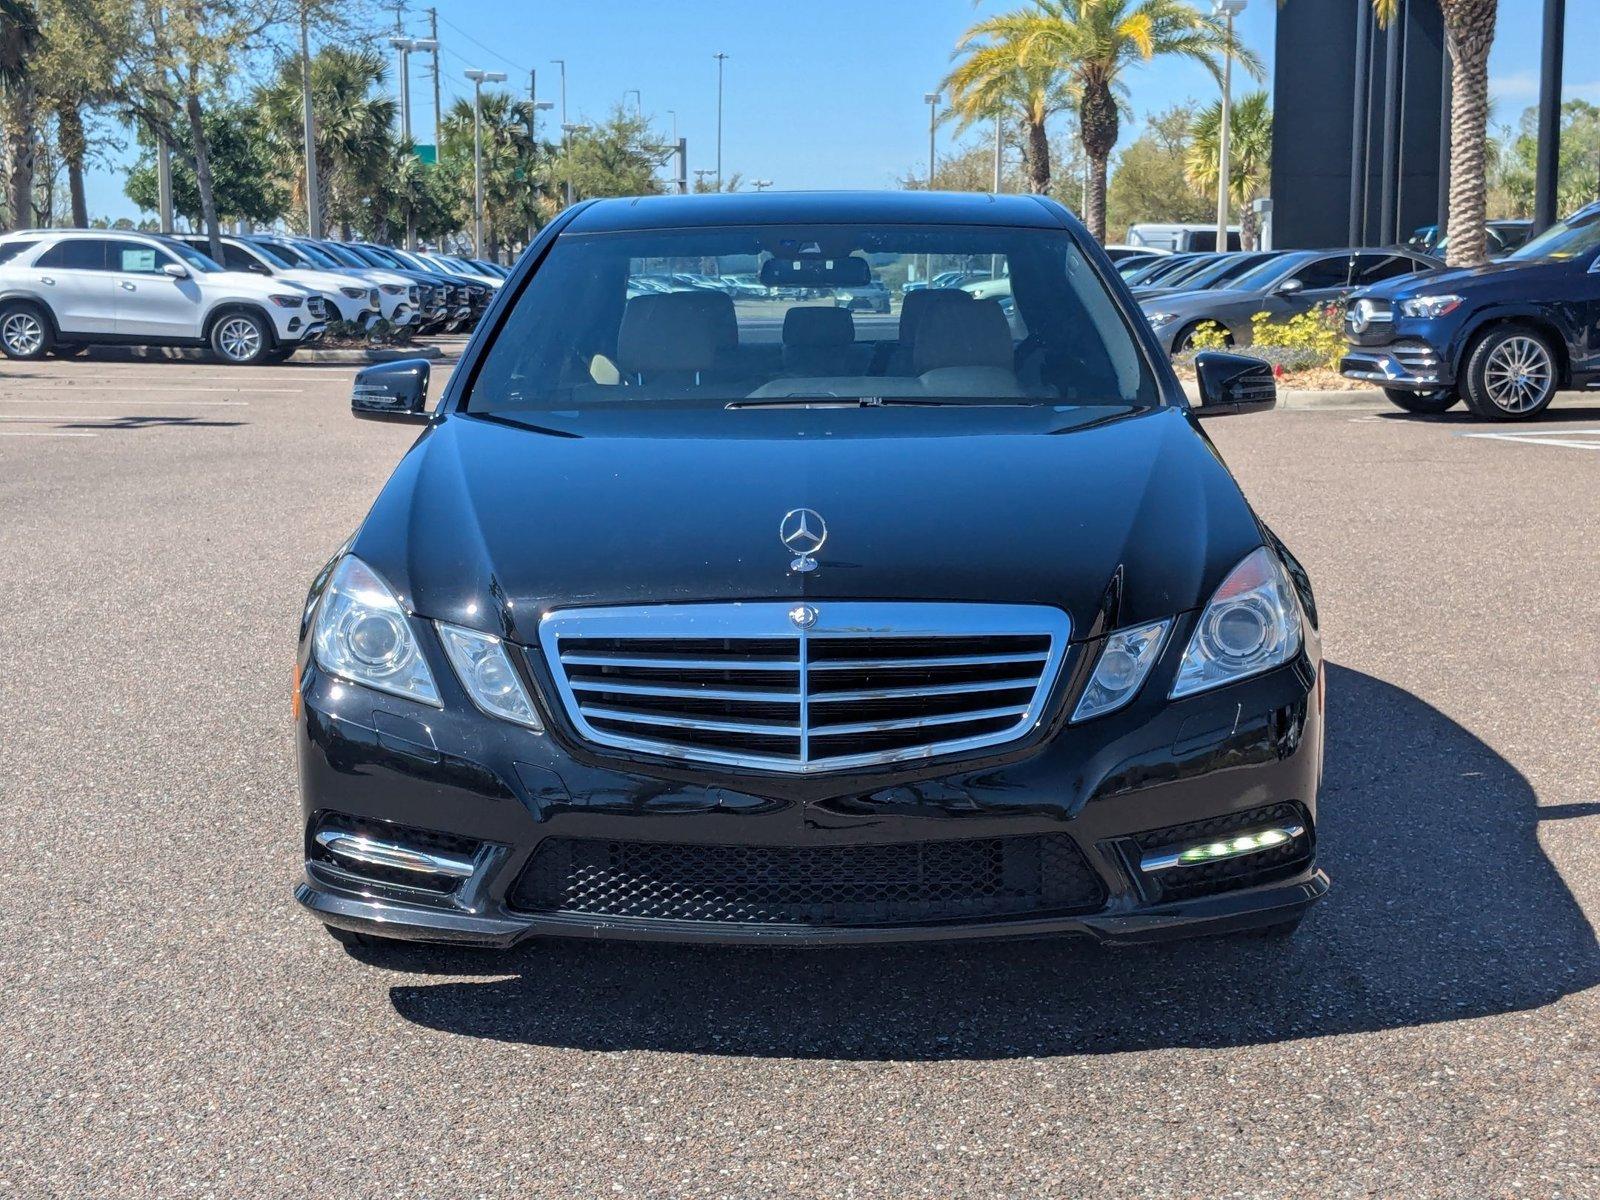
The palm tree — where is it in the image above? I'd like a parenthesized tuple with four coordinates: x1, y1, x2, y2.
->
(1372, 0, 1496, 267)
(258, 47, 395, 236)
(1007, 0, 1261, 242)
(441, 90, 544, 256)
(943, 11, 1076, 194)
(1185, 90, 1271, 248)
(0, 0, 43, 229)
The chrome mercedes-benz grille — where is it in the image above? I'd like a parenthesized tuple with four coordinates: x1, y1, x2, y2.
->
(538, 602, 1071, 773)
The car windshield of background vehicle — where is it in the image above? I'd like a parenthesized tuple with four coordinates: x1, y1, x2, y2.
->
(165, 241, 222, 272)
(1228, 254, 1305, 291)
(246, 241, 296, 269)
(466, 224, 1160, 415)
(1508, 207, 1600, 261)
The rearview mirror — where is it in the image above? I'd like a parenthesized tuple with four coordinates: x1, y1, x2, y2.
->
(1191, 352, 1276, 417)
(162, 262, 189, 279)
(759, 254, 872, 288)
(352, 358, 431, 423)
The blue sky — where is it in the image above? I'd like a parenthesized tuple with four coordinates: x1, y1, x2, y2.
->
(84, 0, 1600, 222)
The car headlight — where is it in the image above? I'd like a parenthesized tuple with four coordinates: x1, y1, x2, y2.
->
(340, 285, 368, 299)
(1171, 547, 1303, 699)
(311, 555, 440, 706)
(380, 283, 405, 295)
(1398, 294, 1463, 318)
(435, 622, 543, 730)
(1146, 311, 1177, 327)
(268, 293, 305, 307)
(1071, 618, 1170, 722)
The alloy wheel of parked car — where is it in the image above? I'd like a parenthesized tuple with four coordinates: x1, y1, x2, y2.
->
(1464, 328, 1558, 421)
(211, 312, 270, 365)
(1381, 387, 1458, 414)
(0, 305, 51, 360)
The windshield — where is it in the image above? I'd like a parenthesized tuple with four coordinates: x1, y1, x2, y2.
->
(164, 240, 222, 272)
(246, 241, 295, 269)
(320, 242, 372, 268)
(1508, 207, 1600, 261)
(465, 223, 1160, 414)
(1227, 253, 1305, 291)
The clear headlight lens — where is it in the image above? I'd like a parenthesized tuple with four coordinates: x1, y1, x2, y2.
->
(436, 622, 544, 730)
(268, 293, 305, 307)
(1071, 619, 1170, 722)
(311, 555, 440, 705)
(1171, 547, 1303, 699)
(1145, 311, 1177, 327)
(1398, 294, 1463, 318)
(339, 285, 368, 298)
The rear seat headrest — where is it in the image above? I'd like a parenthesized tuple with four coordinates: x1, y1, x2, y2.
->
(782, 305, 854, 347)
(913, 298, 1014, 374)
(616, 291, 737, 374)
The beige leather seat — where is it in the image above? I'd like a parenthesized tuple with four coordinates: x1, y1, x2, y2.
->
(913, 298, 1023, 396)
(614, 291, 737, 385)
(781, 306, 858, 375)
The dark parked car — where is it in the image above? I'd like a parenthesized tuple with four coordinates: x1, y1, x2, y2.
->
(1131, 251, 1280, 299)
(832, 277, 891, 313)
(1142, 248, 1442, 354)
(1407, 219, 1533, 259)
(1342, 200, 1600, 418)
(296, 191, 1325, 954)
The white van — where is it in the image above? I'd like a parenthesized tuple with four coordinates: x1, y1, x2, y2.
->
(1125, 224, 1242, 253)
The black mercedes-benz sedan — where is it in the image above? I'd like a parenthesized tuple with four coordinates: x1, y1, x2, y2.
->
(296, 191, 1326, 951)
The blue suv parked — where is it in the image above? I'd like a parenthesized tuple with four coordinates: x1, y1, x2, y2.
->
(1341, 200, 1600, 419)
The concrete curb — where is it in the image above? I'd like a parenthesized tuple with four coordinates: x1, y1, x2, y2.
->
(76, 343, 446, 365)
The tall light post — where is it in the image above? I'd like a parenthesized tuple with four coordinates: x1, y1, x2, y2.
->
(465, 68, 507, 256)
(694, 168, 715, 191)
(924, 92, 942, 188)
(551, 58, 571, 204)
(562, 123, 590, 207)
(391, 36, 436, 248)
(526, 80, 553, 245)
(714, 52, 729, 190)
(299, 3, 321, 238)
(992, 112, 1003, 192)
(666, 109, 678, 144)
(1213, 0, 1247, 251)
(624, 88, 642, 118)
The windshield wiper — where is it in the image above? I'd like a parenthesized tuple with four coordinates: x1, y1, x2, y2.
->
(727, 395, 1038, 410)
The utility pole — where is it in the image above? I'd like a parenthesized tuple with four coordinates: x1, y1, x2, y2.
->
(551, 59, 569, 204)
(1532, 0, 1566, 233)
(924, 93, 941, 188)
(676, 138, 688, 194)
(714, 52, 729, 190)
(465, 69, 507, 256)
(300, 2, 322, 238)
(1214, 0, 1246, 251)
(427, 7, 441, 152)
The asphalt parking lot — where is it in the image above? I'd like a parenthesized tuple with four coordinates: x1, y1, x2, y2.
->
(1, 358, 1596, 1199)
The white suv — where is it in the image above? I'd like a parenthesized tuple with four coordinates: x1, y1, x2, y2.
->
(0, 230, 327, 364)
(173, 234, 404, 328)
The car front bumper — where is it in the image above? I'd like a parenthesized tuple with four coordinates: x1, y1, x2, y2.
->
(294, 634, 1327, 948)
(1339, 341, 1450, 390)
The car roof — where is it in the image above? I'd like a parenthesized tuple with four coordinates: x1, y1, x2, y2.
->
(563, 190, 1068, 233)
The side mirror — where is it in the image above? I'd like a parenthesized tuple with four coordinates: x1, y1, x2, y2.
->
(1191, 351, 1276, 417)
(1274, 277, 1304, 296)
(352, 358, 432, 423)
(162, 262, 189, 279)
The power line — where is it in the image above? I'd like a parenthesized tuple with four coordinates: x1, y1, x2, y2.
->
(434, 13, 529, 75)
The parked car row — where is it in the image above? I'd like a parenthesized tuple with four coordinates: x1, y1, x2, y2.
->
(0, 227, 506, 364)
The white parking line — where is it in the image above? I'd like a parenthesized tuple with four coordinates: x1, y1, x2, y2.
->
(1462, 429, 1600, 452)
(0, 397, 248, 406)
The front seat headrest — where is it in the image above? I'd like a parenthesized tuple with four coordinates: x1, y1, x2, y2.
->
(782, 305, 854, 348)
(897, 287, 972, 345)
(616, 291, 737, 375)
(913, 298, 1014, 373)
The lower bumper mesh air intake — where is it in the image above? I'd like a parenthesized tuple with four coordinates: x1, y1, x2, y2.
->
(509, 834, 1106, 927)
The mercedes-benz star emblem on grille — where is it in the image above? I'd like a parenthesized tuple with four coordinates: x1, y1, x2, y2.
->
(789, 604, 819, 630)
(1349, 299, 1373, 334)
(780, 507, 827, 573)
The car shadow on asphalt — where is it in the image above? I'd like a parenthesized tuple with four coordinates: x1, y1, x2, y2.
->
(1375, 403, 1600, 424)
(380, 663, 1599, 1060)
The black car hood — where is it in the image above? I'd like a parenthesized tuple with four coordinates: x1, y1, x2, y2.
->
(1360, 255, 1573, 300)
(352, 405, 1267, 646)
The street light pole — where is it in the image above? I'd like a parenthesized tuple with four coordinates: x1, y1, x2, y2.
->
(391, 37, 436, 249)
(299, 3, 322, 238)
(551, 58, 570, 205)
(625, 88, 641, 119)
(992, 112, 1002, 192)
(714, 52, 729, 190)
(924, 93, 941, 188)
(1214, 0, 1246, 251)
(465, 69, 507, 256)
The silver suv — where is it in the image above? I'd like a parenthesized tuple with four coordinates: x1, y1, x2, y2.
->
(0, 230, 326, 364)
